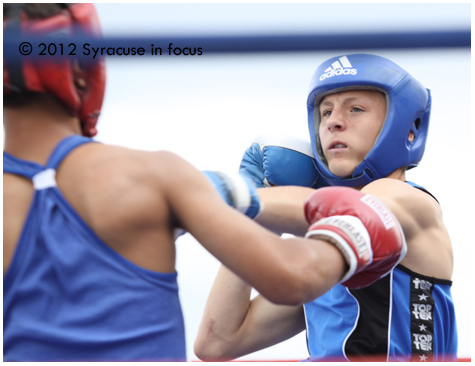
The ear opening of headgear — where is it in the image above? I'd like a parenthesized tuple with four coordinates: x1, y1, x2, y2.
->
(307, 53, 431, 187)
(3, 3, 106, 137)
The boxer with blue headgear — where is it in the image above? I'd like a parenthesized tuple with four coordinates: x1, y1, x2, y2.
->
(307, 53, 431, 187)
(198, 53, 456, 362)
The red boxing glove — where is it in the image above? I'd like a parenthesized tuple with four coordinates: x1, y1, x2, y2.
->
(304, 187, 407, 289)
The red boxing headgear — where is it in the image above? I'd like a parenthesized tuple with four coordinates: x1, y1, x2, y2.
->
(3, 3, 106, 137)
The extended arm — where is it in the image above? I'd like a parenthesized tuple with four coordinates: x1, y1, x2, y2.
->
(158, 150, 347, 305)
(255, 186, 315, 236)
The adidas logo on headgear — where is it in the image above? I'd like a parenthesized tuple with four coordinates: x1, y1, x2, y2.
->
(319, 56, 357, 81)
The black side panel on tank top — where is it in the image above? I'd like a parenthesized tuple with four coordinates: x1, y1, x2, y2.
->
(346, 273, 391, 361)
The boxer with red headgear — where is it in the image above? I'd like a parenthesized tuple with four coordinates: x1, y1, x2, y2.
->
(3, 4, 388, 362)
(3, 3, 105, 137)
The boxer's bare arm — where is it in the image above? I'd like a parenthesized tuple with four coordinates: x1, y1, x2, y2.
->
(255, 186, 315, 236)
(194, 264, 306, 361)
(361, 178, 453, 280)
(156, 150, 347, 304)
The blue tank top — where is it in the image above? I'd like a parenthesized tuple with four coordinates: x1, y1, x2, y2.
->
(3, 136, 186, 361)
(303, 184, 457, 362)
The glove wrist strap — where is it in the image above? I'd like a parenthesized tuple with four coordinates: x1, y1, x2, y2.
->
(305, 215, 373, 283)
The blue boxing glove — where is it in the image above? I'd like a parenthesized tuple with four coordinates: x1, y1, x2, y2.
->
(175, 171, 262, 240)
(203, 171, 262, 219)
(239, 134, 326, 188)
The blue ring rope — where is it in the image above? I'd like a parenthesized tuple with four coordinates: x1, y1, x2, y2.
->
(3, 30, 470, 61)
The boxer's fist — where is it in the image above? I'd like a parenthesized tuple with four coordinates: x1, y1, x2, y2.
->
(203, 171, 262, 219)
(304, 187, 407, 289)
(239, 135, 326, 188)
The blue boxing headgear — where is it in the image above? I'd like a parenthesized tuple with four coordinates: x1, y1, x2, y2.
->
(307, 54, 431, 187)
